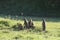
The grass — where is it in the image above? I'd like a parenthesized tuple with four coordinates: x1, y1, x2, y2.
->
(0, 16, 60, 40)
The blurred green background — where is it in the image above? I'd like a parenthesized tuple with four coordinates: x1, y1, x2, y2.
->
(0, 0, 60, 17)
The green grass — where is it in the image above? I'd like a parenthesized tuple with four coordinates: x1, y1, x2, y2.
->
(0, 16, 60, 40)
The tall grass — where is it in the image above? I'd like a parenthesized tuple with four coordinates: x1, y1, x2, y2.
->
(0, 16, 60, 40)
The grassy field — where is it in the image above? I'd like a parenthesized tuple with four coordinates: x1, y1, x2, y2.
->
(0, 16, 60, 40)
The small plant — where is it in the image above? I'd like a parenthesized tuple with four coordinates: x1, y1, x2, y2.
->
(0, 21, 10, 27)
(12, 24, 18, 29)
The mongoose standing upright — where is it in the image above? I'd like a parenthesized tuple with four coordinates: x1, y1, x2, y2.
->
(28, 18, 34, 28)
(42, 18, 46, 31)
(24, 18, 29, 29)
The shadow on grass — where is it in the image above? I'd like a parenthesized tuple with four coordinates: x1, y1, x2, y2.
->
(2, 30, 9, 33)
(27, 36, 34, 40)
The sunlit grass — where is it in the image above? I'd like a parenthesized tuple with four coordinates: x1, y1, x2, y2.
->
(0, 16, 60, 40)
